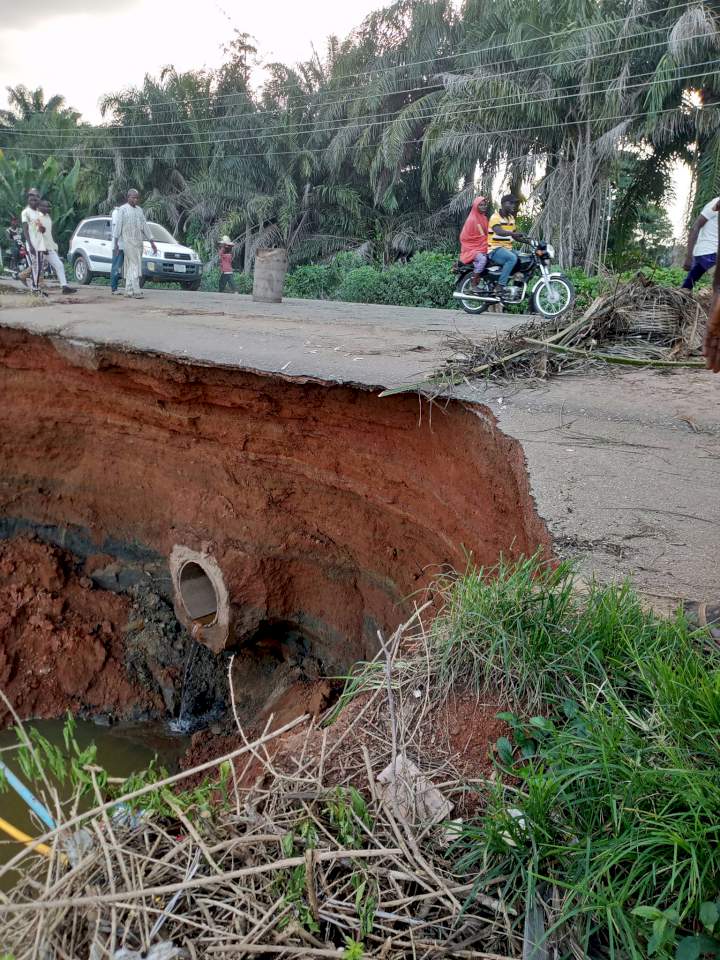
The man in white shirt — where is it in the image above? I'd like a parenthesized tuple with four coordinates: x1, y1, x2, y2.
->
(20, 188, 46, 292)
(112, 188, 157, 298)
(682, 197, 719, 289)
(38, 198, 75, 294)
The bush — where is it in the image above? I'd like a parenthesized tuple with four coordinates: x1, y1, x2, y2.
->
(337, 252, 457, 309)
(284, 264, 342, 300)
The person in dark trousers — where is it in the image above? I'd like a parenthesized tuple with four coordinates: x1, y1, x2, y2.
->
(218, 236, 238, 293)
(110, 199, 125, 294)
(682, 196, 719, 289)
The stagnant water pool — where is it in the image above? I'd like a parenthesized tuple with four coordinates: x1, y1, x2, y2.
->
(0, 718, 190, 882)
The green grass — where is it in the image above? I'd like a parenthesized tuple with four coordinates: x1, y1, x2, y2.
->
(434, 557, 720, 959)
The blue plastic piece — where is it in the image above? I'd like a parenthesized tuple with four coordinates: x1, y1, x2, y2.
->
(0, 760, 56, 830)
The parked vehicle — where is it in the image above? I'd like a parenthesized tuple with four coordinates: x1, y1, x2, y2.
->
(452, 239, 574, 317)
(69, 217, 204, 290)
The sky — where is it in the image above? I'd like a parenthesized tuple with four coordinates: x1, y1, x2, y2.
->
(0, 0, 693, 239)
(0, 0, 381, 121)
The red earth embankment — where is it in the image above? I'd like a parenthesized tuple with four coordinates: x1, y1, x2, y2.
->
(0, 326, 550, 712)
(0, 537, 160, 724)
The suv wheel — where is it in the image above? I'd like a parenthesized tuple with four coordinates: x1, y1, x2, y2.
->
(73, 255, 93, 285)
(185, 280, 202, 291)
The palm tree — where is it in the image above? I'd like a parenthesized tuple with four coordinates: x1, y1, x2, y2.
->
(0, 85, 75, 125)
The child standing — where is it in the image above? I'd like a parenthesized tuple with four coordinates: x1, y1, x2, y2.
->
(218, 236, 238, 293)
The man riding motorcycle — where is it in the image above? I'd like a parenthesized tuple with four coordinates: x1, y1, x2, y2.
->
(487, 194, 525, 299)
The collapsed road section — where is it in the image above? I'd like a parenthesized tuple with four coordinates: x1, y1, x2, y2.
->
(0, 321, 549, 728)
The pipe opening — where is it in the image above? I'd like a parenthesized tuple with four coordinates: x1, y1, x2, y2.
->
(178, 561, 219, 626)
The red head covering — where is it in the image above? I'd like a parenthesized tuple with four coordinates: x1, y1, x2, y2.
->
(459, 197, 490, 264)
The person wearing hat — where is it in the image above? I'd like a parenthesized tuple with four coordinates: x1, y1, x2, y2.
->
(218, 236, 238, 293)
(459, 196, 490, 293)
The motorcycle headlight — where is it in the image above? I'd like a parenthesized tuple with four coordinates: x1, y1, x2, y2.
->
(545, 243, 555, 259)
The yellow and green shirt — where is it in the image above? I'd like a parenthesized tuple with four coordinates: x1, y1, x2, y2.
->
(488, 212, 515, 250)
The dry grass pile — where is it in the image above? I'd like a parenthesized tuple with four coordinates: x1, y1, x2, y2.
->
(444, 273, 708, 383)
(0, 611, 514, 960)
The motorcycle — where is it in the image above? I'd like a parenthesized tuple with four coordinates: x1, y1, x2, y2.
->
(452, 239, 575, 318)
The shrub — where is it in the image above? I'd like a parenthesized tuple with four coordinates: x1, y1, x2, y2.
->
(337, 252, 457, 309)
(284, 264, 342, 300)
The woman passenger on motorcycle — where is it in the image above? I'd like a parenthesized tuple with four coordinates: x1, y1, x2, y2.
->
(459, 196, 489, 293)
(488, 194, 525, 296)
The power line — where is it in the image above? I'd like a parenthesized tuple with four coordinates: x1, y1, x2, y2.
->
(4, 0, 707, 137)
(1, 59, 711, 159)
(0, 104, 695, 164)
(5, 27, 716, 147)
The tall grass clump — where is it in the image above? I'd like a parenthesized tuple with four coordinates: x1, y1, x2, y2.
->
(435, 556, 720, 959)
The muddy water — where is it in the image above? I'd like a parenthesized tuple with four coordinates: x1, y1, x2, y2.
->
(0, 719, 189, 879)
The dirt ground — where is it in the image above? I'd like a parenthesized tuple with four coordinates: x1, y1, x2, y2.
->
(0, 537, 161, 724)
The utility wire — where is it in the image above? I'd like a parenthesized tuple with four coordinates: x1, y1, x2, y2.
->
(0, 104, 697, 163)
(2, 60, 712, 158)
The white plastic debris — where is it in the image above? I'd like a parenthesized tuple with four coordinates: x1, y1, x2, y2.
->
(113, 943, 184, 960)
(376, 754, 452, 825)
(500, 806, 528, 847)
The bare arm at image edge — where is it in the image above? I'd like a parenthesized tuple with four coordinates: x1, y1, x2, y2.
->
(684, 214, 708, 270)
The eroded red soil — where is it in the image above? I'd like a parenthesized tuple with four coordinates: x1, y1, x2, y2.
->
(0, 537, 161, 724)
(0, 327, 550, 672)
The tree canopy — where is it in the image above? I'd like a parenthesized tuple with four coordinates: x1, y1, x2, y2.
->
(0, 0, 718, 268)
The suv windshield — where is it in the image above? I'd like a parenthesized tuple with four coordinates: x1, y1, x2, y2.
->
(147, 223, 177, 244)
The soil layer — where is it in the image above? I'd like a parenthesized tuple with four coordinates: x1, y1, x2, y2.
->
(0, 537, 160, 724)
(0, 328, 550, 673)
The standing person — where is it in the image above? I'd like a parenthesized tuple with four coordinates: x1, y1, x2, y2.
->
(218, 236, 238, 293)
(110, 198, 124, 294)
(487, 194, 525, 297)
(682, 196, 719, 290)
(459, 197, 490, 293)
(704, 223, 720, 372)
(112, 189, 157, 298)
(20, 188, 47, 293)
(38, 199, 76, 294)
(5, 215, 21, 272)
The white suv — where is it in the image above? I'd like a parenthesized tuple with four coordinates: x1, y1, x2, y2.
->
(69, 216, 204, 290)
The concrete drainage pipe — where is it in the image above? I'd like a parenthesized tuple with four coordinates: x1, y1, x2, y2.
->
(170, 547, 230, 653)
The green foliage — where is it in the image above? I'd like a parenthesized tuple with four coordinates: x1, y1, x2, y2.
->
(437, 557, 720, 959)
(341, 939, 366, 959)
(6, 712, 107, 798)
(337, 252, 457, 308)
(0, 153, 81, 251)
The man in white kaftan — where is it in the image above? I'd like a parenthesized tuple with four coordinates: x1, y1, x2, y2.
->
(113, 189, 157, 297)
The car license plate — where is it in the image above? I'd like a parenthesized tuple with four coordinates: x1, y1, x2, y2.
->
(174, 263, 186, 273)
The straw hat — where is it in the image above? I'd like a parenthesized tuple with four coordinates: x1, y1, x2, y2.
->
(219, 235, 233, 245)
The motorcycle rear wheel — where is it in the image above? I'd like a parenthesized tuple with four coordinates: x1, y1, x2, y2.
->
(456, 274, 491, 314)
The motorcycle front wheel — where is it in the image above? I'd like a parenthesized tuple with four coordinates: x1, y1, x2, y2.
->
(531, 275, 575, 318)
(455, 274, 490, 314)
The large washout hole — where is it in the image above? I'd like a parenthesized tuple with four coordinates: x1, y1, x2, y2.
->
(179, 561, 219, 626)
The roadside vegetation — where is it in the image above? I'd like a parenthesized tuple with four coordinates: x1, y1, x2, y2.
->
(1, 557, 718, 958)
